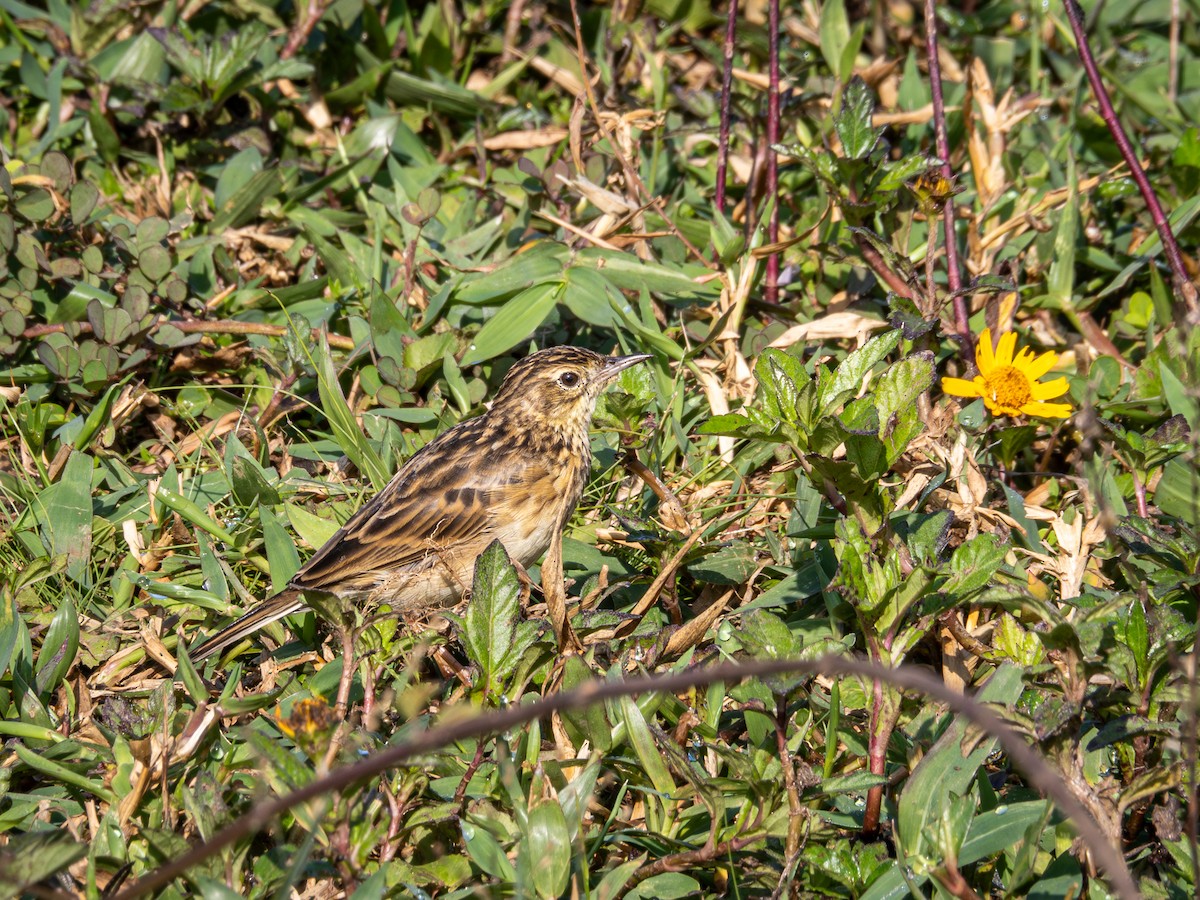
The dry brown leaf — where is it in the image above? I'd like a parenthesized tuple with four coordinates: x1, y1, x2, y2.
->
(664, 589, 735, 659)
(768, 313, 888, 347)
(526, 55, 586, 97)
(482, 127, 569, 151)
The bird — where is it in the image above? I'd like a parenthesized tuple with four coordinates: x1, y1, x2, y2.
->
(190, 346, 651, 662)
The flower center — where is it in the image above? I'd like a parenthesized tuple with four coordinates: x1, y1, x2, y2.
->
(983, 365, 1032, 409)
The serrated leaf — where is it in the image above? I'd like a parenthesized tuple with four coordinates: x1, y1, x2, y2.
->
(942, 534, 1007, 598)
(818, 329, 902, 418)
(836, 77, 880, 160)
(462, 541, 522, 699)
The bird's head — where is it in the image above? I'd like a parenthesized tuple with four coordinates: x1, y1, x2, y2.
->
(490, 346, 651, 436)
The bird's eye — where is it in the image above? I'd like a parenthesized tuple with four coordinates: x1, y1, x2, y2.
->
(559, 371, 580, 388)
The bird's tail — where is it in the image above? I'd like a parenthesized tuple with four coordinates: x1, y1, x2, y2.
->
(189, 589, 307, 662)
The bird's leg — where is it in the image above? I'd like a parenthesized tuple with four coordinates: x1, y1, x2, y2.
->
(512, 560, 536, 606)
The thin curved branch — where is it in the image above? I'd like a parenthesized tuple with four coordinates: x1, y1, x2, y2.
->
(112, 655, 1138, 900)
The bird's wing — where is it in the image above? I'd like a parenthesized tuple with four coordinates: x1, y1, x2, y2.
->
(290, 420, 526, 594)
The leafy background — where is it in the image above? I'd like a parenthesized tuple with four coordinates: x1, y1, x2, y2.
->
(0, 0, 1198, 896)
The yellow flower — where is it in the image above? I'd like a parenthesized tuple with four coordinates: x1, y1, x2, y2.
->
(942, 327, 1072, 419)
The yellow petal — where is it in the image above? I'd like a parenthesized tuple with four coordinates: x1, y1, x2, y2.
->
(1021, 349, 1059, 381)
(941, 376, 982, 398)
(1022, 401, 1073, 418)
(1030, 376, 1069, 400)
(976, 328, 995, 372)
(994, 330, 1017, 368)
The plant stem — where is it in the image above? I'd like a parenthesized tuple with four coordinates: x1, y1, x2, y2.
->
(924, 0, 969, 341)
(1063, 0, 1199, 323)
(715, 0, 739, 217)
(764, 0, 780, 303)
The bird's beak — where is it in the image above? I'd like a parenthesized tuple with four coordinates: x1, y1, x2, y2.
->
(600, 353, 652, 382)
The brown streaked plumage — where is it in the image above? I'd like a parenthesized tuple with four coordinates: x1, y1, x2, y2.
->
(190, 346, 650, 662)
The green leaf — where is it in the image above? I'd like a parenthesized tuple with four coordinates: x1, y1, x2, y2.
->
(34, 598, 79, 695)
(755, 347, 809, 427)
(896, 663, 1024, 862)
(1046, 157, 1078, 309)
(0, 830, 88, 897)
(627, 873, 702, 900)
(574, 248, 718, 298)
(836, 77, 880, 160)
(461, 819, 516, 881)
(941, 534, 1007, 598)
(819, 0, 851, 80)
(462, 280, 563, 365)
(462, 541, 522, 698)
(260, 504, 301, 592)
(874, 351, 934, 462)
(818, 329, 902, 418)
(15, 187, 55, 222)
(1158, 361, 1200, 430)
(69, 181, 100, 223)
(33, 451, 94, 584)
(525, 799, 571, 899)
(0, 593, 19, 680)
(285, 504, 341, 550)
(455, 244, 568, 304)
(174, 640, 208, 705)
(1124, 599, 1149, 685)
(595, 854, 647, 900)
(312, 334, 390, 491)
(1156, 456, 1200, 525)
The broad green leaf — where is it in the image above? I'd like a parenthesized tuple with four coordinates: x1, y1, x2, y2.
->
(260, 504, 301, 592)
(462, 280, 563, 365)
(33, 451, 93, 584)
(874, 351, 934, 462)
(897, 663, 1024, 861)
(595, 854, 647, 900)
(755, 347, 809, 427)
(34, 597, 78, 695)
(285, 504, 342, 550)
(574, 248, 718, 297)
(819, 0, 851, 80)
(941, 534, 1007, 598)
(836, 77, 880, 160)
(524, 799, 571, 899)
(1158, 361, 1200, 430)
(818, 329, 902, 418)
(861, 801, 1052, 900)
(462, 541, 522, 698)
(461, 819, 516, 880)
(1156, 456, 1200, 525)
(0, 594, 19, 680)
(455, 244, 568, 304)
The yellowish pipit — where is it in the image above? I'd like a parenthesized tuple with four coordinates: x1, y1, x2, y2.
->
(191, 346, 650, 661)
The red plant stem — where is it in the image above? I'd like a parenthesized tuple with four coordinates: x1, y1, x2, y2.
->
(923, 0, 969, 340)
(715, 0, 739, 217)
(1063, 0, 1199, 322)
(764, 0, 780, 303)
